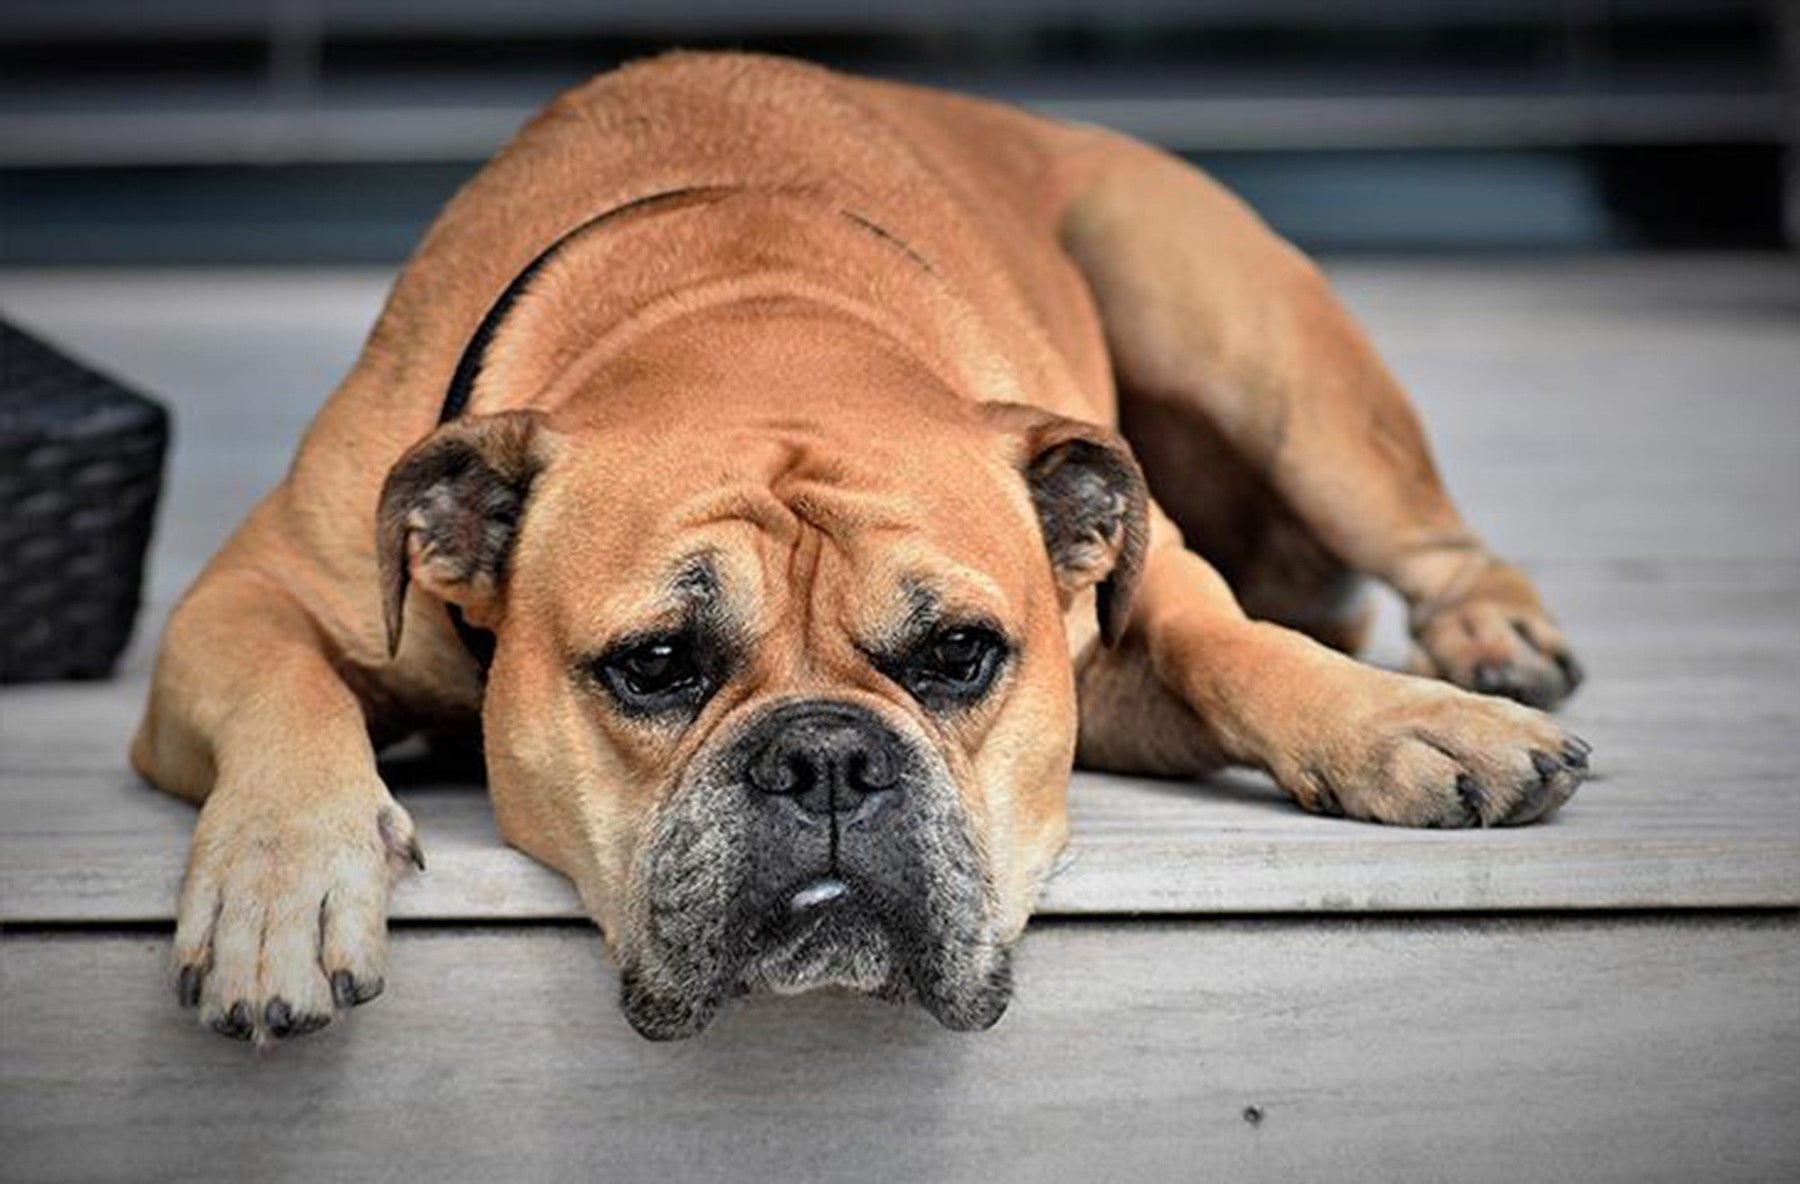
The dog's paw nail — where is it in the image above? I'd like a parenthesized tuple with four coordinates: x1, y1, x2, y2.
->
(290, 1011, 332, 1036)
(176, 965, 202, 1009)
(1455, 773, 1487, 825)
(264, 998, 294, 1038)
(212, 1001, 255, 1041)
(378, 805, 425, 872)
(331, 970, 384, 1008)
(1560, 740, 1591, 769)
(1530, 750, 1560, 781)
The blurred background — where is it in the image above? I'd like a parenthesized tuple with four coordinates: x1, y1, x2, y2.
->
(2, 0, 1794, 263)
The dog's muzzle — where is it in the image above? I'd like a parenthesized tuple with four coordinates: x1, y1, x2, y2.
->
(617, 699, 1013, 1040)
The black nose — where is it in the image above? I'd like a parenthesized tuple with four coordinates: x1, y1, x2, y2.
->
(745, 702, 904, 818)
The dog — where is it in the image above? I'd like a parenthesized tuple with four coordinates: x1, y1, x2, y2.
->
(132, 52, 1590, 1045)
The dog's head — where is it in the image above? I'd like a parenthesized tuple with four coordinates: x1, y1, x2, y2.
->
(375, 313, 1145, 1037)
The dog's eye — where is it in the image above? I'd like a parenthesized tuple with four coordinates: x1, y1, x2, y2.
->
(924, 629, 991, 683)
(895, 626, 1007, 707)
(595, 634, 711, 714)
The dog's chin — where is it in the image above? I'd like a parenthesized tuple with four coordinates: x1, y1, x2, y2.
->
(736, 893, 905, 999)
(618, 883, 1015, 1042)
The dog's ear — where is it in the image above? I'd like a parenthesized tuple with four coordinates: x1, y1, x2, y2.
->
(375, 411, 546, 658)
(982, 403, 1148, 647)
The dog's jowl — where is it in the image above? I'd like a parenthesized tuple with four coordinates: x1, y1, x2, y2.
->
(133, 52, 1590, 1045)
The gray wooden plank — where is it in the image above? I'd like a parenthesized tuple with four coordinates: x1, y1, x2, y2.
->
(3, 917, 1796, 1184)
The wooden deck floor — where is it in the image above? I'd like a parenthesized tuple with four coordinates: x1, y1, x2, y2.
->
(3, 257, 1798, 1182)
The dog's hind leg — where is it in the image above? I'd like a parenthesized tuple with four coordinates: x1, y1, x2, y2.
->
(132, 556, 420, 1045)
(1057, 134, 1582, 709)
(1117, 394, 1374, 659)
(1074, 624, 1228, 779)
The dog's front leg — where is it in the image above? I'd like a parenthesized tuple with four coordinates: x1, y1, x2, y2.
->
(133, 567, 420, 1043)
(1129, 541, 1590, 827)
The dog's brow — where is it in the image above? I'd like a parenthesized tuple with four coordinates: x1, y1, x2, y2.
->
(900, 580, 943, 635)
(669, 555, 720, 604)
(581, 556, 740, 662)
(886, 571, 1008, 644)
(653, 554, 742, 638)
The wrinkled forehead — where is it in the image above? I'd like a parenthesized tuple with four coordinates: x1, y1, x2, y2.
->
(518, 424, 1044, 647)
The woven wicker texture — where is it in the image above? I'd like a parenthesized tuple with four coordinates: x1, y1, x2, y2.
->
(0, 320, 168, 681)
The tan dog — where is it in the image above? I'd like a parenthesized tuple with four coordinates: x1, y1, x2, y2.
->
(133, 53, 1589, 1044)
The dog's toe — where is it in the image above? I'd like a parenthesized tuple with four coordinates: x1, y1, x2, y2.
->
(1499, 743, 1589, 825)
(211, 1000, 255, 1041)
(1453, 773, 1488, 828)
(175, 963, 203, 1009)
(330, 969, 385, 1009)
(263, 997, 332, 1040)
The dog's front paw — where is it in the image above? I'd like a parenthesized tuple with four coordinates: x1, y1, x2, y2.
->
(1408, 557, 1583, 709)
(1281, 674, 1591, 827)
(172, 786, 423, 1043)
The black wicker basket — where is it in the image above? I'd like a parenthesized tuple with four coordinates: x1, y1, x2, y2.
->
(0, 319, 169, 682)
